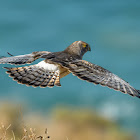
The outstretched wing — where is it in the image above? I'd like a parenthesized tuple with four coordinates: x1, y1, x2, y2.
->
(63, 60, 140, 98)
(4, 60, 61, 88)
(0, 51, 53, 65)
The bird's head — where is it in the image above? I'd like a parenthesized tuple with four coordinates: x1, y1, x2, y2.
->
(64, 41, 91, 58)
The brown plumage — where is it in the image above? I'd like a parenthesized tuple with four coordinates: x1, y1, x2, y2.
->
(5, 65, 61, 88)
(0, 41, 139, 98)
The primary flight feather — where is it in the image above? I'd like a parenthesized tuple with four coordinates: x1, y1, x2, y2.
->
(0, 41, 139, 98)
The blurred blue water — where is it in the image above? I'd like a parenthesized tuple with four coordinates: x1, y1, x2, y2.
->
(0, 0, 140, 138)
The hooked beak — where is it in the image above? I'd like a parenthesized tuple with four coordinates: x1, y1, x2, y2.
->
(88, 46, 91, 51)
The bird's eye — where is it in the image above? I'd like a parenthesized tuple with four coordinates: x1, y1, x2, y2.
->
(82, 43, 87, 48)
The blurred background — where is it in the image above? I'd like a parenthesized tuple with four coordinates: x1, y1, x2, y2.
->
(0, 0, 140, 139)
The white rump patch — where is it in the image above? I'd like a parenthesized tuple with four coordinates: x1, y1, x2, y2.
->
(36, 61, 59, 72)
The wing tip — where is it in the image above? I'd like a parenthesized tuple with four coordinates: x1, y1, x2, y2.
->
(3, 67, 11, 70)
(135, 90, 140, 98)
(0, 56, 6, 59)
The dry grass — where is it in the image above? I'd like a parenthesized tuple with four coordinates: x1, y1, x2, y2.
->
(0, 124, 50, 140)
(0, 123, 50, 140)
(0, 103, 135, 140)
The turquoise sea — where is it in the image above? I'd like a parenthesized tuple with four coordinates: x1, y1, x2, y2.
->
(0, 0, 140, 138)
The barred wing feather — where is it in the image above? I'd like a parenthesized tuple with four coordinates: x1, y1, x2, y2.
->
(65, 60, 140, 98)
(0, 51, 51, 65)
(4, 60, 61, 88)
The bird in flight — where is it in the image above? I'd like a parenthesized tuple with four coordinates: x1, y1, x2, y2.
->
(0, 41, 139, 98)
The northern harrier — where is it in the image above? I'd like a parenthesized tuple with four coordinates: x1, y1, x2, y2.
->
(0, 41, 139, 98)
